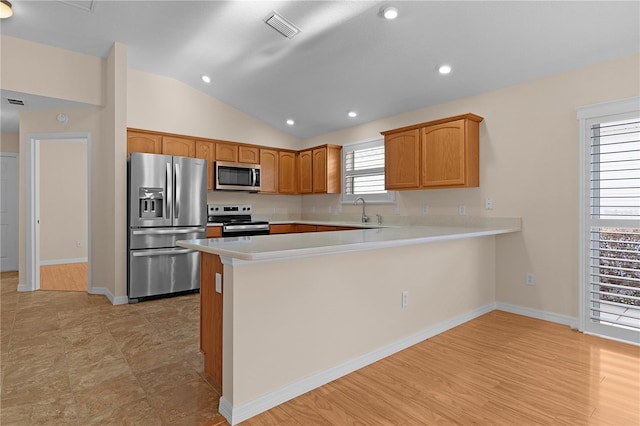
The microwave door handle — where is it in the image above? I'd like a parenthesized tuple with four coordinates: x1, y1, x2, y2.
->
(165, 162, 172, 219)
(252, 168, 257, 187)
(175, 163, 180, 219)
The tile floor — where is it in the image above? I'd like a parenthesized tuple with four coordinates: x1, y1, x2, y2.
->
(0, 272, 228, 425)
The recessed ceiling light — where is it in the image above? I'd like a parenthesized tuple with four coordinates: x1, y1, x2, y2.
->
(201, 75, 211, 83)
(438, 65, 452, 75)
(286, 119, 295, 126)
(381, 6, 398, 20)
(348, 111, 358, 118)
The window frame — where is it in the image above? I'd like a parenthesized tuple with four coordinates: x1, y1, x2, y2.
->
(577, 96, 640, 344)
(341, 138, 395, 204)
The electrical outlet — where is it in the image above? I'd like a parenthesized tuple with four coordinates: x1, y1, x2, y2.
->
(311, 206, 316, 213)
(485, 198, 493, 210)
(402, 291, 409, 307)
(76, 240, 82, 248)
(422, 204, 429, 214)
(328, 206, 332, 213)
(526, 273, 535, 286)
(458, 204, 466, 215)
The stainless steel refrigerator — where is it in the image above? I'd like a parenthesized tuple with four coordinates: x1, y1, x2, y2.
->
(127, 152, 207, 302)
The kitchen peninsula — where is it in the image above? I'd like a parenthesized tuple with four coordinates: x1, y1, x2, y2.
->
(177, 220, 520, 425)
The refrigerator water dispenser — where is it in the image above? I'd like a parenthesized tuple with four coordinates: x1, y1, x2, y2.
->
(138, 187, 164, 218)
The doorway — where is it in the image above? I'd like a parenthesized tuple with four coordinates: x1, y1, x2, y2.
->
(1, 153, 19, 272)
(26, 133, 91, 293)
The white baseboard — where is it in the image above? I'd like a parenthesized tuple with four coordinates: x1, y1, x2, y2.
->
(496, 302, 579, 329)
(221, 302, 496, 426)
(17, 283, 30, 292)
(40, 258, 88, 266)
(89, 287, 129, 305)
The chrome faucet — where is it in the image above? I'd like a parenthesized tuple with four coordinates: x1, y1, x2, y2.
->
(354, 197, 369, 223)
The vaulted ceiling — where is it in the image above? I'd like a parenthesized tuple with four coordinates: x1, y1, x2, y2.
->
(1, 1, 639, 138)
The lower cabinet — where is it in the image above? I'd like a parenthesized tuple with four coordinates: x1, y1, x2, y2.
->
(206, 226, 222, 238)
(200, 252, 223, 394)
(269, 224, 292, 234)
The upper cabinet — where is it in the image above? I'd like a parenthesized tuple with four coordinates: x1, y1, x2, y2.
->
(299, 145, 341, 194)
(239, 146, 260, 164)
(382, 113, 483, 190)
(127, 131, 162, 156)
(278, 151, 297, 194)
(215, 142, 238, 162)
(259, 149, 278, 194)
(195, 140, 215, 191)
(162, 136, 195, 157)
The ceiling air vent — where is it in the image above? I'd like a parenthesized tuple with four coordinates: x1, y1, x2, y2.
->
(7, 98, 24, 106)
(264, 11, 300, 39)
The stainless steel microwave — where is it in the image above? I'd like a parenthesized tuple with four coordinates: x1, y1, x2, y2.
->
(215, 161, 261, 192)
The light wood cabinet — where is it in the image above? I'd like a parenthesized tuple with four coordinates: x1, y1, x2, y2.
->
(299, 145, 341, 194)
(294, 224, 317, 233)
(384, 129, 420, 190)
(195, 140, 215, 190)
(278, 151, 297, 194)
(162, 136, 195, 157)
(206, 226, 222, 238)
(299, 150, 313, 194)
(269, 224, 292, 234)
(200, 253, 223, 394)
(239, 146, 260, 164)
(127, 131, 162, 156)
(382, 113, 483, 190)
(215, 142, 238, 162)
(259, 149, 278, 194)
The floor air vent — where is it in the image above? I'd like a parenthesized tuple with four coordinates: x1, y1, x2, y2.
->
(264, 11, 300, 39)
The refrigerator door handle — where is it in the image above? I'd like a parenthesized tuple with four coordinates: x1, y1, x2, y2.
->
(175, 162, 180, 219)
(132, 228, 205, 236)
(166, 162, 172, 220)
(132, 248, 195, 257)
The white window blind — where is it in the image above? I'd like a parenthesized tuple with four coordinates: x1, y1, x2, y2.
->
(342, 139, 395, 203)
(580, 102, 640, 342)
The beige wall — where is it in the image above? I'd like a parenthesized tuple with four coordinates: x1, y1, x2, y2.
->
(39, 140, 88, 262)
(127, 69, 301, 150)
(0, 35, 104, 105)
(0, 132, 19, 153)
(299, 54, 640, 319)
(224, 236, 496, 405)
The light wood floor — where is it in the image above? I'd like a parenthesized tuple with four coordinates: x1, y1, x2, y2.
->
(236, 311, 640, 426)
(39, 262, 88, 292)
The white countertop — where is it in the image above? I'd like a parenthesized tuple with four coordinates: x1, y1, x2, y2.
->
(178, 223, 520, 262)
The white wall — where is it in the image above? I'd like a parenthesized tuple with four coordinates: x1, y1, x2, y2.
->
(299, 53, 640, 319)
(0, 132, 19, 153)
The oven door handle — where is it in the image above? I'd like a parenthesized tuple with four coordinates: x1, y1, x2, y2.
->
(132, 248, 195, 257)
(223, 224, 270, 232)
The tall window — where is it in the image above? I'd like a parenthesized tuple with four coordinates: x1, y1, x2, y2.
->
(579, 97, 640, 343)
(342, 139, 395, 203)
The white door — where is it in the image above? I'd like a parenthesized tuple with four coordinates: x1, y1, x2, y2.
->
(1, 153, 19, 272)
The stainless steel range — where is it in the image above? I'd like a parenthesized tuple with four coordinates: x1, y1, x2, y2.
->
(208, 204, 270, 237)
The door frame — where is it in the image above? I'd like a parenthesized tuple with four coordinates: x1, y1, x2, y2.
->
(25, 132, 92, 292)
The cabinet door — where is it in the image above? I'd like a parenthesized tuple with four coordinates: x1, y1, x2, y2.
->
(206, 226, 222, 238)
(259, 149, 278, 194)
(239, 146, 260, 164)
(200, 253, 223, 394)
(270, 224, 292, 234)
(312, 148, 327, 193)
(215, 142, 238, 162)
(127, 131, 162, 156)
(162, 136, 195, 157)
(299, 150, 313, 194)
(278, 151, 297, 194)
(195, 141, 215, 190)
(294, 224, 317, 233)
(384, 129, 420, 189)
(421, 119, 465, 187)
